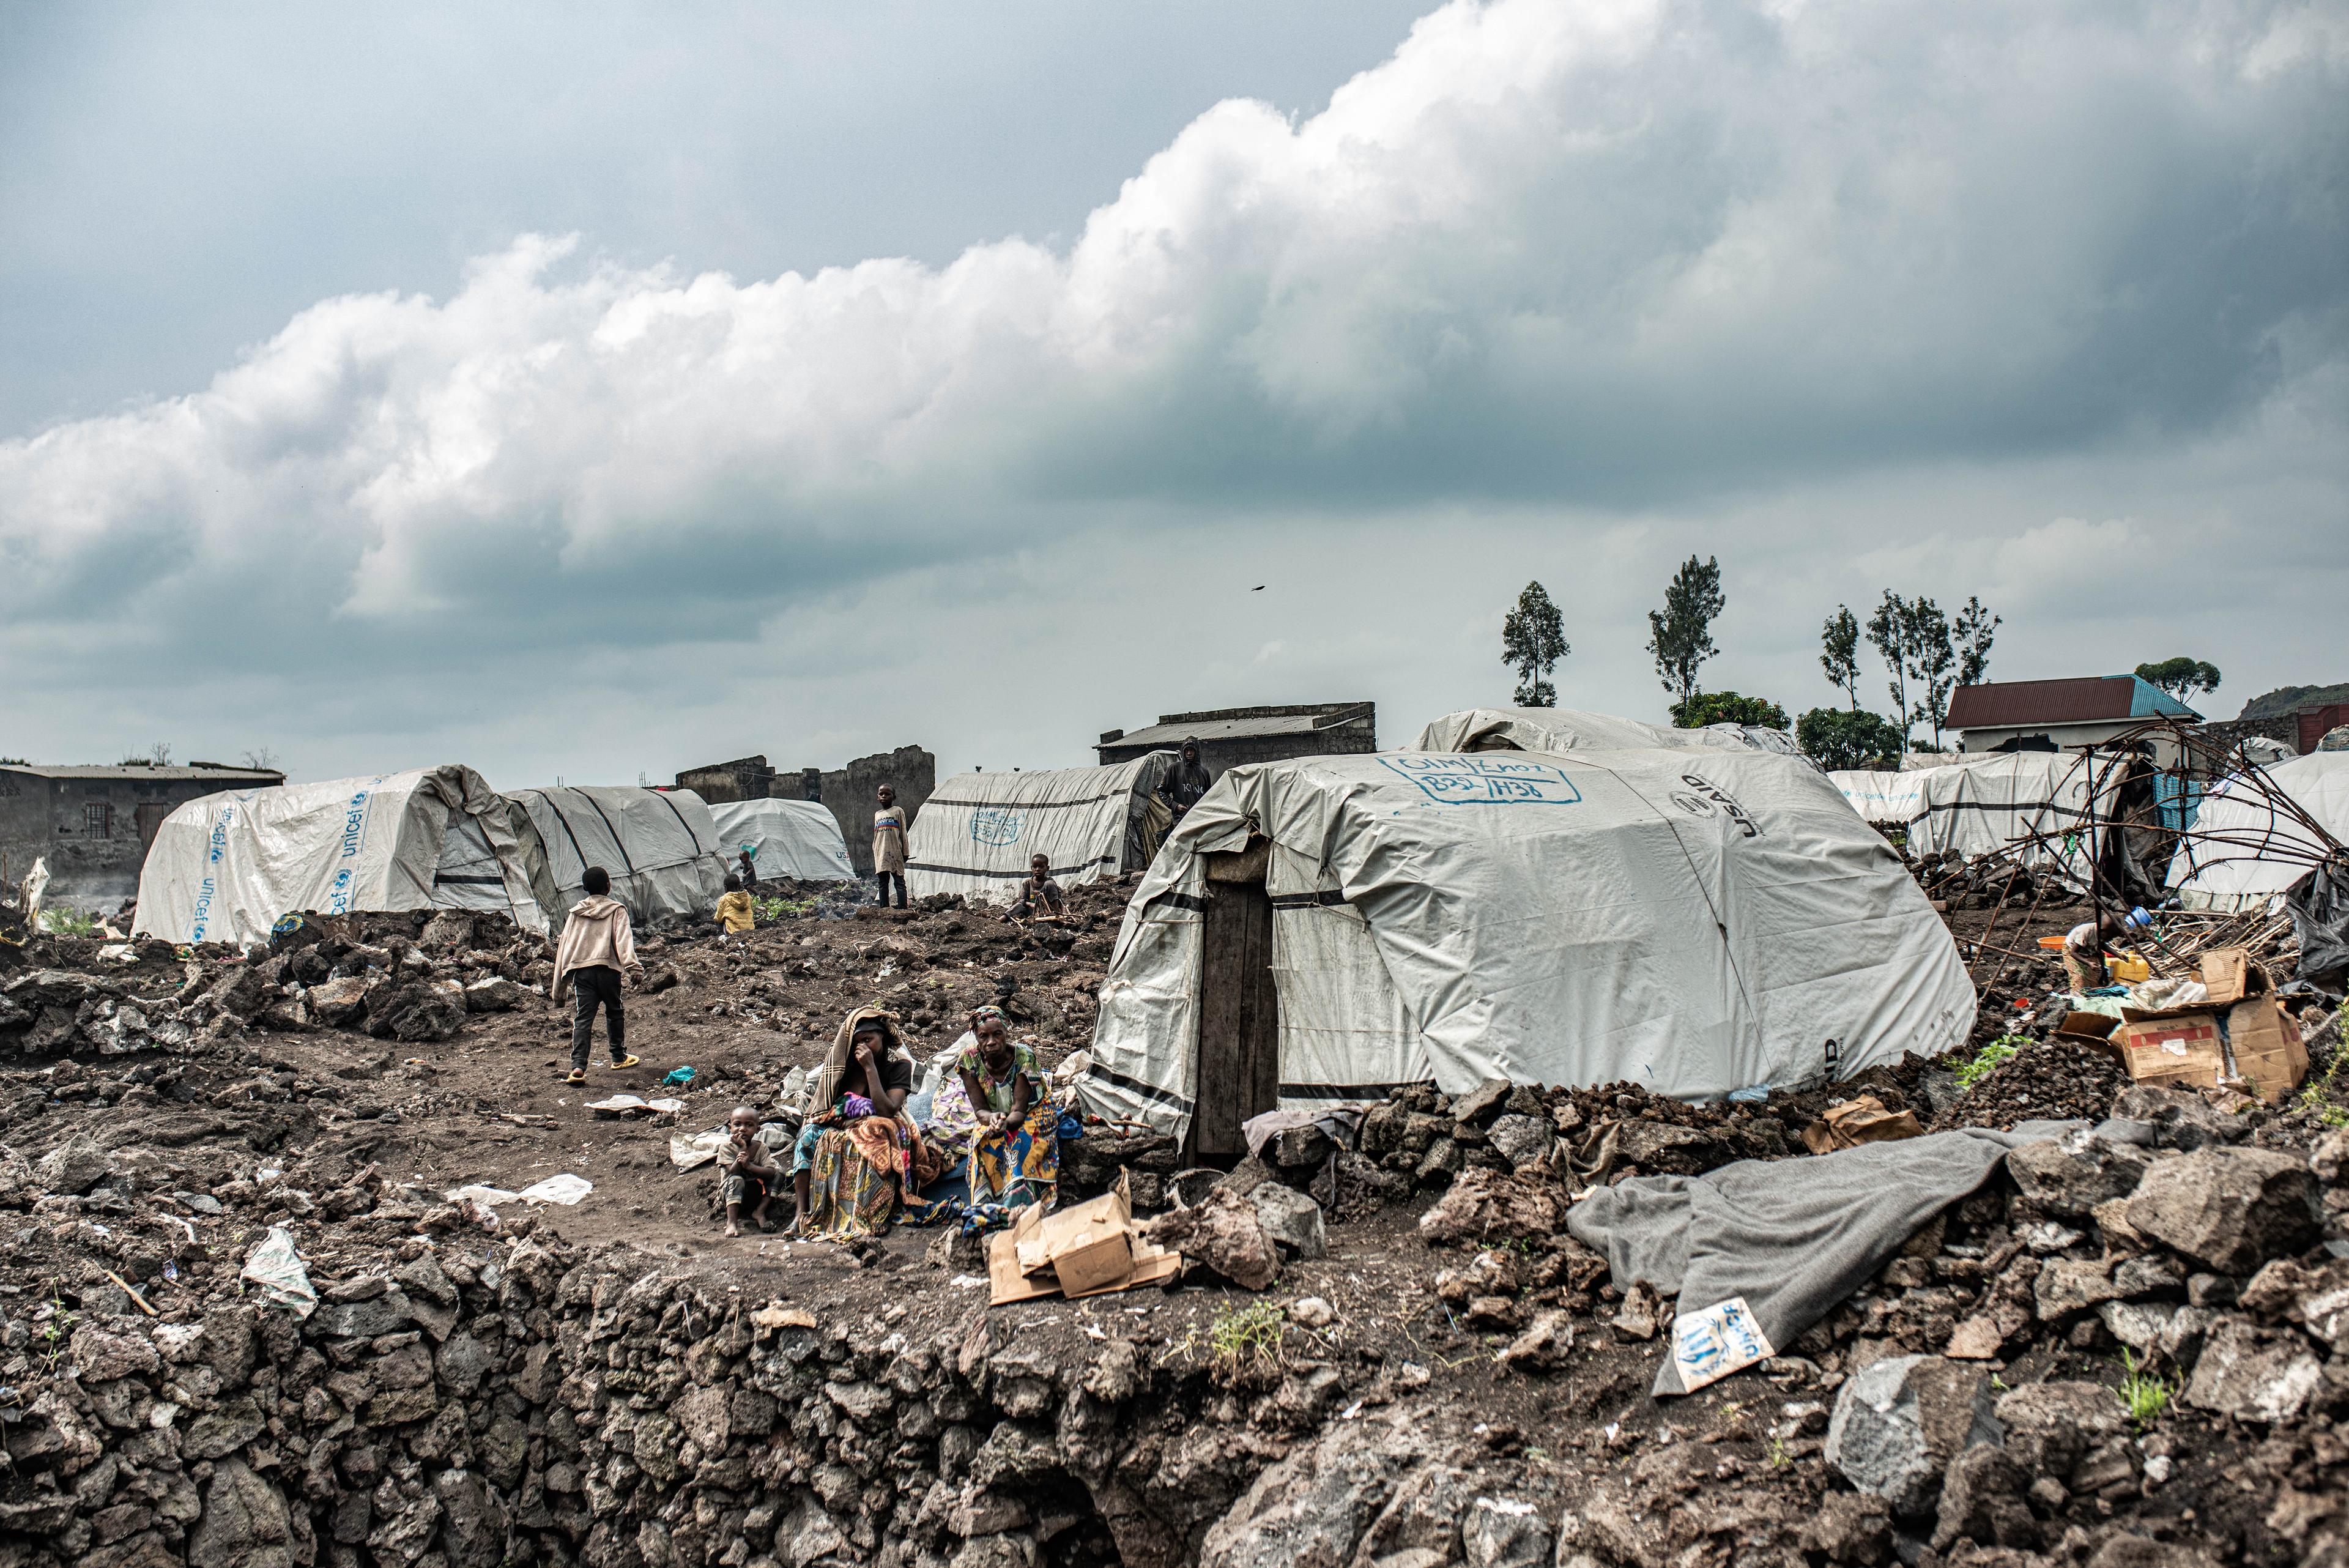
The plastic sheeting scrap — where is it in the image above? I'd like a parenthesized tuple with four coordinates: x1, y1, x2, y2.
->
(518, 1173, 593, 1205)
(671, 1128, 732, 1171)
(587, 1094, 686, 1117)
(444, 1175, 593, 1206)
(445, 1184, 522, 1205)
(240, 1226, 317, 1317)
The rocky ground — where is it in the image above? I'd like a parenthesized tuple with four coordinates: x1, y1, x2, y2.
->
(0, 864, 2342, 1568)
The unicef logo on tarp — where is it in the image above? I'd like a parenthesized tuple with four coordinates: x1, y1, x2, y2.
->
(971, 809, 1025, 847)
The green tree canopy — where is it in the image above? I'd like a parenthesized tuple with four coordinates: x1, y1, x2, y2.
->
(1647, 555, 1724, 706)
(1796, 707, 1909, 770)
(1500, 581, 1569, 708)
(2135, 657, 2222, 702)
(1671, 691, 1788, 729)
(1820, 606, 1861, 711)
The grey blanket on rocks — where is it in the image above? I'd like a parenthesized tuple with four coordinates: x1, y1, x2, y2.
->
(1568, 1120, 2077, 1394)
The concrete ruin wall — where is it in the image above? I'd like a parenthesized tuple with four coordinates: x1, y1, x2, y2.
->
(782, 749, 936, 877)
(0, 1233, 1256, 1568)
(672, 759, 776, 806)
(0, 771, 278, 912)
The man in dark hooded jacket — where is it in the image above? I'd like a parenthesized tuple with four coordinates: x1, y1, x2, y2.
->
(1160, 738, 1212, 823)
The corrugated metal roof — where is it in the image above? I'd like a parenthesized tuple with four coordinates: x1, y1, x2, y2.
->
(0, 765, 284, 782)
(1947, 676, 2198, 731)
(1107, 713, 1368, 748)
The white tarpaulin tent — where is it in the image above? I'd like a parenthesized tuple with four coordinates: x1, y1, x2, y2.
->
(710, 798, 855, 882)
(1414, 707, 1800, 757)
(513, 787, 727, 924)
(906, 754, 1178, 905)
(133, 766, 558, 945)
(1078, 748, 1975, 1147)
(1830, 752, 2124, 882)
(2167, 752, 2349, 910)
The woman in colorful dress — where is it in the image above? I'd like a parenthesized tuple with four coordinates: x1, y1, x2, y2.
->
(956, 1005, 1059, 1221)
(790, 1006, 940, 1238)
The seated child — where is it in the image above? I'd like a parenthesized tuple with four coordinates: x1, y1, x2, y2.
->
(714, 874, 755, 941)
(722, 1104, 786, 1235)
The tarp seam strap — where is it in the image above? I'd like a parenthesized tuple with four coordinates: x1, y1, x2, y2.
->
(1278, 1079, 1434, 1099)
(1085, 1061, 1193, 1112)
(923, 792, 1133, 812)
(575, 791, 640, 876)
(538, 796, 596, 885)
(905, 854, 1119, 880)
(651, 789, 708, 853)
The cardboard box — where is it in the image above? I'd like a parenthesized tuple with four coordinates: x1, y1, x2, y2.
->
(2225, 996, 2307, 1104)
(2195, 947, 2307, 1102)
(1018, 1188, 1137, 1297)
(2108, 1014, 2225, 1091)
(986, 1172, 1182, 1306)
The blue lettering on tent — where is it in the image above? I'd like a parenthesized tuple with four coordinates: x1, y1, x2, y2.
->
(1378, 755, 1583, 804)
(971, 809, 1025, 847)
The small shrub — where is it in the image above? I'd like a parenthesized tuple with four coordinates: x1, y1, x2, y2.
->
(1953, 1035, 2027, 1090)
(2116, 1348, 2175, 1428)
(1206, 1301, 1286, 1369)
(37, 908, 100, 938)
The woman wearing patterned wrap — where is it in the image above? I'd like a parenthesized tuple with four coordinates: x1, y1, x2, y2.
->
(789, 1006, 940, 1238)
(956, 1005, 1059, 1222)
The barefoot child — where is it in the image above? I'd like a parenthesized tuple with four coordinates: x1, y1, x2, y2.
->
(722, 1104, 786, 1235)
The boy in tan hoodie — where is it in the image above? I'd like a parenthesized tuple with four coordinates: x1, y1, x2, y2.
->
(551, 867, 644, 1083)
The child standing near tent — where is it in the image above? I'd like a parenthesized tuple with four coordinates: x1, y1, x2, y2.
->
(552, 866, 644, 1084)
(874, 784, 910, 908)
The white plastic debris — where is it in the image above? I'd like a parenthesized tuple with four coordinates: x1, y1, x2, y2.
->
(518, 1173, 593, 1206)
(445, 1184, 522, 1206)
(445, 1174, 592, 1206)
(670, 1127, 732, 1170)
(586, 1094, 685, 1117)
(239, 1226, 317, 1317)
(1671, 1295, 1775, 1392)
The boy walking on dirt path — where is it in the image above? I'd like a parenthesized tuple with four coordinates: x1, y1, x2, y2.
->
(873, 784, 910, 908)
(552, 866, 644, 1083)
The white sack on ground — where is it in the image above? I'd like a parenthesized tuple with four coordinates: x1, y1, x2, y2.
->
(133, 765, 557, 945)
(2167, 751, 2349, 910)
(514, 787, 727, 925)
(1080, 748, 1975, 1145)
(1413, 708, 1798, 758)
(710, 798, 855, 883)
(906, 753, 1178, 905)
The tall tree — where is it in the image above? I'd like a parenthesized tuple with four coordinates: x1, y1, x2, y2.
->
(1819, 606, 1861, 710)
(1865, 592, 1914, 745)
(1647, 555, 1724, 708)
(1953, 596, 1999, 688)
(1902, 597, 1955, 747)
(1500, 581, 1569, 708)
(2135, 658, 2222, 702)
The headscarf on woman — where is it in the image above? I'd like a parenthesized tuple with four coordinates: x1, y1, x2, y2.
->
(793, 1005, 943, 1237)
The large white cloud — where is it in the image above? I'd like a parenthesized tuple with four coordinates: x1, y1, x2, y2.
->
(2, 0, 2343, 775)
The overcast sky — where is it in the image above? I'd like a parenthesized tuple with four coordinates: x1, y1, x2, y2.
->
(3, 0, 2344, 787)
